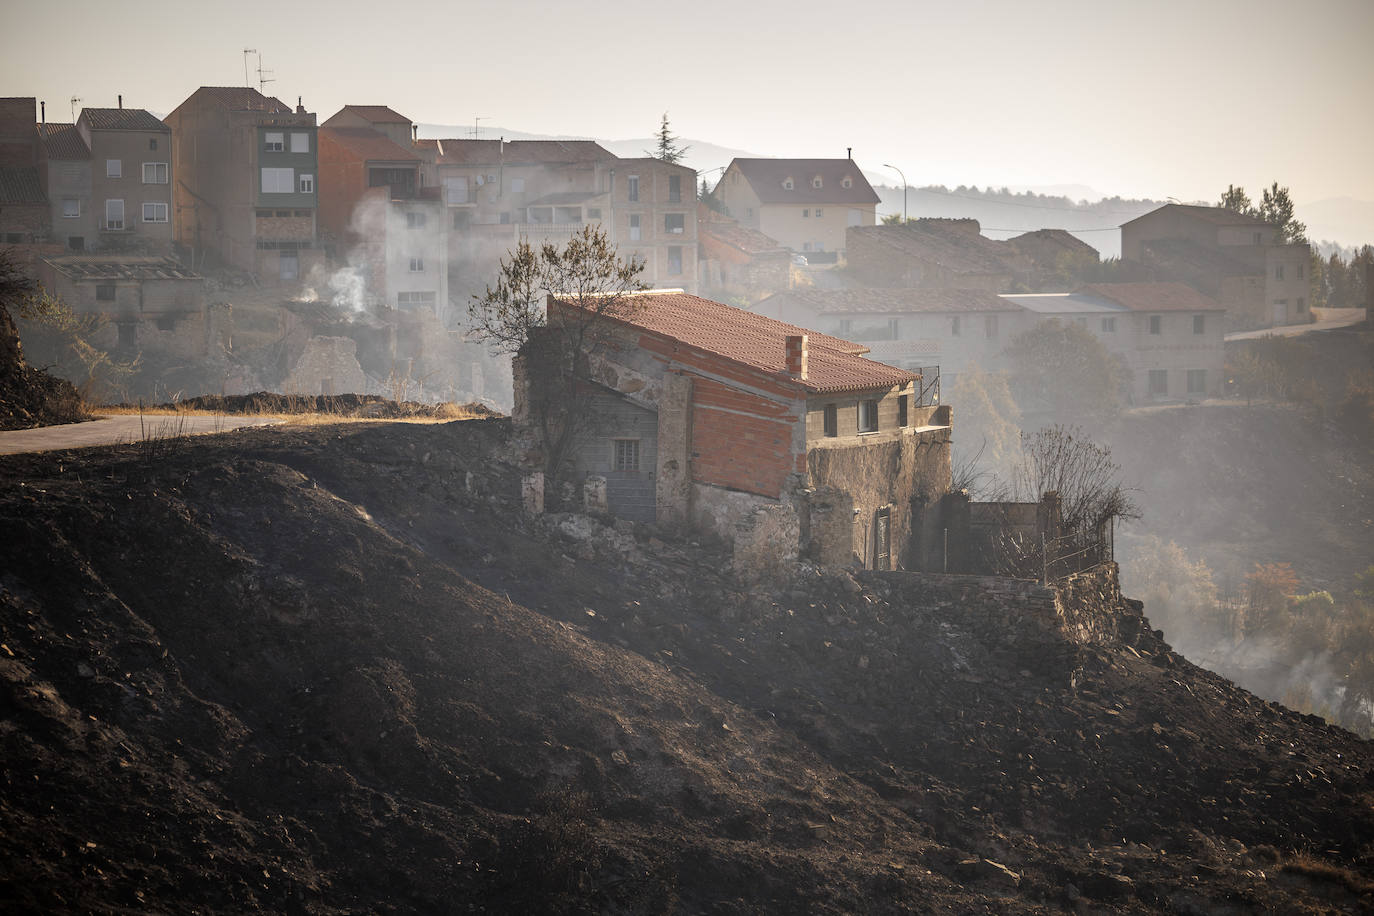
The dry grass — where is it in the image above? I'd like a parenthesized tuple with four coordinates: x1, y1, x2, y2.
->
(1280, 852, 1374, 898)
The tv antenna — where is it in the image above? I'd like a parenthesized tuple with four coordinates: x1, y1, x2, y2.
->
(256, 54, 275, 95)
(243, 49, 256, 88)
(69, 96, 81, 122)
(473, 116, 487, 139)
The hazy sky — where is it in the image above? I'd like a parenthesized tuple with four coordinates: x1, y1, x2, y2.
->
(5, 0, 1372, 208)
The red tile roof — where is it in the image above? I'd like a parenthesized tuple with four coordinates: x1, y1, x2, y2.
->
(1124, 203, 1268, 228)
(35, 123, 89, 160)
(1076, 282, 1225, 312)
(177, 87, 292, 113)
(765, 287, 1020, 315)
(337, 105, 411, 124)
(555, 291, 916, 394)
(0, 166, 46, 205)
(320, 127, 419, 163)
(80, 108, 168, 132)
(849, 221, 1014, 275)
(726, 158, 881, 206)
(700, 220, 785, 255)
(421, 138, 614, 165)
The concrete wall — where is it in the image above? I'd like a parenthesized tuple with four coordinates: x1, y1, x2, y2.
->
(43, 158, 93, 249)
(83, 127, 173, 253)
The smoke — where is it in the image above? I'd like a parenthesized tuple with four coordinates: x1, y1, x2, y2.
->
(328, 266, 368, 312)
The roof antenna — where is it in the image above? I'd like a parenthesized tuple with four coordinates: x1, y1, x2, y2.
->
(473, 116, 487, 140)
(70, 96, 81, 122)
(243, 49, 256, 89)
(256, 53, 275, 95)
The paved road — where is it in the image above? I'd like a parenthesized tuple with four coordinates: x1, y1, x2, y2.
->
(1225, 308, 1366, 341)
(0, 415, 282, 456)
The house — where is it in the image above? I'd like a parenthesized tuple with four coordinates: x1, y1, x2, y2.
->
(318, 106, 448, 319)
(845, 219, 1022, 290)
(755, 287, 1023, 386)
(163, 87, 322, 285)
(708, 157, 879, 259)
(696, 209, 791, 302)
(37, 255, 208, 356)
(1120, 204, 1310, 329)
(416, 139, 698, 293)
(1001, 281, 1225, 403)
(0, 97, 50, 248)
(35, 121, 92, 252)
(1004, 228, 1101, 288)
(521, 290, 952, 573)
(75, 104, 173, 254)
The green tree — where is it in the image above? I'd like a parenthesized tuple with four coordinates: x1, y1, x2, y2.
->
(468, 225, 646, 482)
(648, 112, 689, 165)
(1257, 181, 1307, 244)
(1218, 184, 1255, 216)
(1003, 318, 1128, 427)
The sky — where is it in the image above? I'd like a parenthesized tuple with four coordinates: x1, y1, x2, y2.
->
(5, 0, 1373, 211)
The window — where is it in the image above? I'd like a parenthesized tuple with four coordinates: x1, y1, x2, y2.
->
(142, 202, 168, 222)
(613, 439, 640, 472)
(823, 403, 838, 437)
(96, 284, 116, 301)
(105, 159, 121, 178)
(408, 256, 424, 272)
(68, 236, 83, 251)
(510, 177, 525, 193)
(802, 209, 810, 218)
(1297, 297, 1306, 312)
(858, 399, 878, 433)
(951, 316, 960, 336)
(155, 317, 176, 332)
(298, 173, 314, 194)
(841, 176, 853, 188)
(279, 252, 298, 281)
(1149, 315, 1161, 335)
(1275, 264, 1284, 280)
(1147, 369, 1168, 396)
(897, 395, 909, 428)
(664, 212, 685, 234)
(815, 208, 823, 218)
(1253, 232, 1262, 245)
(264, 132, 284, 152)
(627, 175, 639, 201)
(397, 291, 437, 310)
(629, 213, 641, 241)
(444, 176, 469, 204)
(1297, 263, 1304, 280)
(668, 246, 682, 275)
(1186, 369, 1207, 395)
(984, 315, 998, 338)
(104, 199, 124, 230)
(1193, 314, 1205, 335)
(148, 138, 157, 151)
(407, 212, 427, 228)
(61, 198, 79, 218)
(261, 167, 294, 193)
(587, 208, 601, 219)
(873, 507, 891, 571)
(452, 210, 470, 230)
(782, 177, 794, 190)
(1101, 316, 1116, 332)
(668, 174, 681, 203)
(745, 207, 753, 218)
(290, 132, 309, 153)
(812, 176, 823, 188)
(142, 162, 168, 184)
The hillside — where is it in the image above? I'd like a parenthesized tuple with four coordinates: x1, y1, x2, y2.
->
(2, 420, 1373, 913)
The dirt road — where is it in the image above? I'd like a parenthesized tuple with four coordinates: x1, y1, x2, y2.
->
(0, 414, 281, 455)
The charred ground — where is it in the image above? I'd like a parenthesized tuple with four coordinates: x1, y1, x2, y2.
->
(2, 418, 1372, 913)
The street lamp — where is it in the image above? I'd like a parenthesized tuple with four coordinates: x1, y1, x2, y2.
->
(883, 163, 907, 224)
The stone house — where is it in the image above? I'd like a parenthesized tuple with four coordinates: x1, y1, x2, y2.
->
(708, 157, 879, 259)
(696, 210, 791, 303)
(163, 87, 322, 285)
(37, 255, 208, 356)
(846, 219, 1021, 289)
(523, 290, 953, 572)
(1120, 204, 1310, 330)
(318, 106, 448, 320)
(0, 97, 50, 247)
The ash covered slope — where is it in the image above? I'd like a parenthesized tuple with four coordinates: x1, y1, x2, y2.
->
(1, 420, 1372, 914)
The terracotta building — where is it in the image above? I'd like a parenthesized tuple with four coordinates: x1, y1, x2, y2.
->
(522, 291, 952, 572)
(164, 87, 322, 285)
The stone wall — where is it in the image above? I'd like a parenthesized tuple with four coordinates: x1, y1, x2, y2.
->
(283, 336, 367, 396)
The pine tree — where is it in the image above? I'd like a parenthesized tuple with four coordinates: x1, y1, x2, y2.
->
(1258, 182, 1307, 244)
(649, 113, 689, 164)
(1218, 184, 1254, 216)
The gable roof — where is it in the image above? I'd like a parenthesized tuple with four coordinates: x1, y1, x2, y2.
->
(849, 221, 1015, 275)
(726, 158, 881, 206)
(1006, 228, 1098, 259)
(177, 87, 293, 114)
(335, 105, 411, 124)
(35, 123, 89, 160)
(554, 291, 916, 394)
(700, 219, 786, 256)
(80, 108, 168, 132)
(1123, 203, 1269, 229)
(420, 138, 614, 166)
(0, 166, 46, 205)
(1000, 292, 1127, 315)
(319, 127, 419, 163)
(1077, 281, 1225, 312)
(765, 287, 1020, 316)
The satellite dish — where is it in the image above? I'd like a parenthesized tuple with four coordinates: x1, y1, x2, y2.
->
(475, 175, 485, 186)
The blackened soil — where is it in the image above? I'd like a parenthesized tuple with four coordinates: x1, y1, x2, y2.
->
(1, 419, 1371, 913)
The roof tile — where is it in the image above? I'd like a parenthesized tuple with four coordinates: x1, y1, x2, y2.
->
(80, 108, 168, 132)
(34, 123, 89, 160)
(1076, 281, 1225, 312)
(725, 158, 881, 206)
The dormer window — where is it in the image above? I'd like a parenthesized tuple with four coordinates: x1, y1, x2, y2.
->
(812, 176, 823, 189)
(841, 175, 853, 189)
(782, 177, 794, 190)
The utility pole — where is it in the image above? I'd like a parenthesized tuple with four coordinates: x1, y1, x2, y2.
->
(883, 163, 908, 224)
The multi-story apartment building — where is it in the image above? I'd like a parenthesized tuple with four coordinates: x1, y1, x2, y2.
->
(416, 139, 698, 293)
(164, 87, 321, 284)
(1120, 204, 1310, 330)
(319, 106, 447, 318)
(76, 104, 172, 253)
(709, 157, 879, 259)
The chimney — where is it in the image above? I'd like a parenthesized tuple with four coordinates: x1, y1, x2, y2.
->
(296, 96, 305, 115)
(40, 101, 45, 139)
(118, 94, 123, 109)
(784, 334, 808, 380)
(412, 124, 418, 143)
(847, 147, 852, 160)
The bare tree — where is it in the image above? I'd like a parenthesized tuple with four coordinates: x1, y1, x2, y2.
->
(1013, 425, 1139, 544)
(468, 224, 646, 483)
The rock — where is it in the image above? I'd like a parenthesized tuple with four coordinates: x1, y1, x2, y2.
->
(955, 857, 1020, 889)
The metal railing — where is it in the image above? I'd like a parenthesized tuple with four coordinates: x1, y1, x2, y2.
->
(917, 365, 940, 406)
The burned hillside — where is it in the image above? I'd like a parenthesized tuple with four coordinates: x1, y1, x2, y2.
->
(2, 418, 1373, 913)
